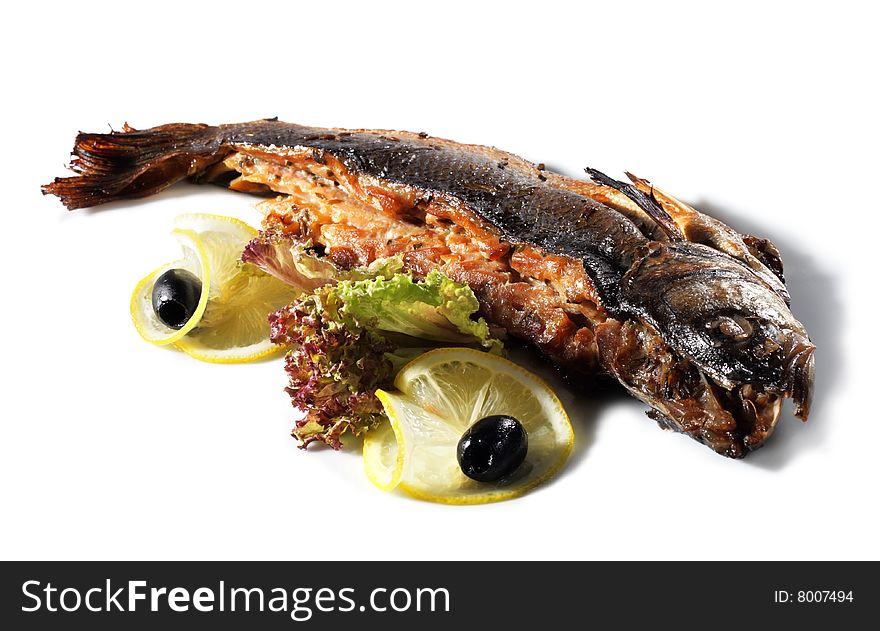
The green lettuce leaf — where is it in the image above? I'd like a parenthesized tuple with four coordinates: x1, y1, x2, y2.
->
(336, 270, 502, 352)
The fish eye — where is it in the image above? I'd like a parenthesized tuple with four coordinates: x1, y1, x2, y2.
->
(706, 314, 754, 344)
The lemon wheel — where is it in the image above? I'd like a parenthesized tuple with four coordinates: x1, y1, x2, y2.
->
(130, 213, 298, 363)
(364, 348, 573, 504)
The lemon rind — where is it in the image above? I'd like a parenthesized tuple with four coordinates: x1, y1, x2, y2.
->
(363, 390, 408, 492)
(174, 339, 283, 364)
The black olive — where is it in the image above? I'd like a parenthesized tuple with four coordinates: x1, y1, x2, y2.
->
(151, 269, 202, 329)
(457, 415, 528, 482)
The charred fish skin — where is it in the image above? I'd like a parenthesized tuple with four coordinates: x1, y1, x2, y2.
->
(43, 120, 816, 458)
(220, 123, 651, 310)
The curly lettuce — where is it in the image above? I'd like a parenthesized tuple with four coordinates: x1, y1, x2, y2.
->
(268, 267, 502, 449)
(268, 288, 394, 449)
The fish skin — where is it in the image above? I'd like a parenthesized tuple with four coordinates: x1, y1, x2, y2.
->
(220, 122, 650, 310)
(43, 120, 816, 457)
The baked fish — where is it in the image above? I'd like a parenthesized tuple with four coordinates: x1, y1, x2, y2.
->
(43, 120, 815, 458)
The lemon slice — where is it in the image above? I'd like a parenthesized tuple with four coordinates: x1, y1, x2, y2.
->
(364, 348, 574, 504)
(130, 213, 298, 363)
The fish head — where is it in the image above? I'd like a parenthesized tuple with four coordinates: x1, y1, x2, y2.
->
(620, 242, 815, 418)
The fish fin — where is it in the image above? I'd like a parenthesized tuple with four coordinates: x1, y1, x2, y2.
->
(42, 123, 221, 210)
(625, 173, 790, 299)
(584, 168, 684, 241)
(741, 234, 785, 283)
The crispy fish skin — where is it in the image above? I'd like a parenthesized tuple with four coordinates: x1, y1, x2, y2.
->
(47, 121, 644, 304)
(43, 120, 815, 458)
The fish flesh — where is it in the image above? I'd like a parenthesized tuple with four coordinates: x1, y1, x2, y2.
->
(43, 120, 815, 458)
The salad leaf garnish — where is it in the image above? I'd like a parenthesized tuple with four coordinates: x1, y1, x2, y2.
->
(267, 262, 501, 448)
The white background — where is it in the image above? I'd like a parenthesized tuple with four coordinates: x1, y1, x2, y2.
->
(2, 1, 877, 560)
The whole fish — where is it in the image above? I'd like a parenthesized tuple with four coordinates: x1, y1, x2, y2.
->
(43, 120, 815, 458)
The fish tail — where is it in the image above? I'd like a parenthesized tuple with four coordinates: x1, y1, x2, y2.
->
(42, 123, 221, 210)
